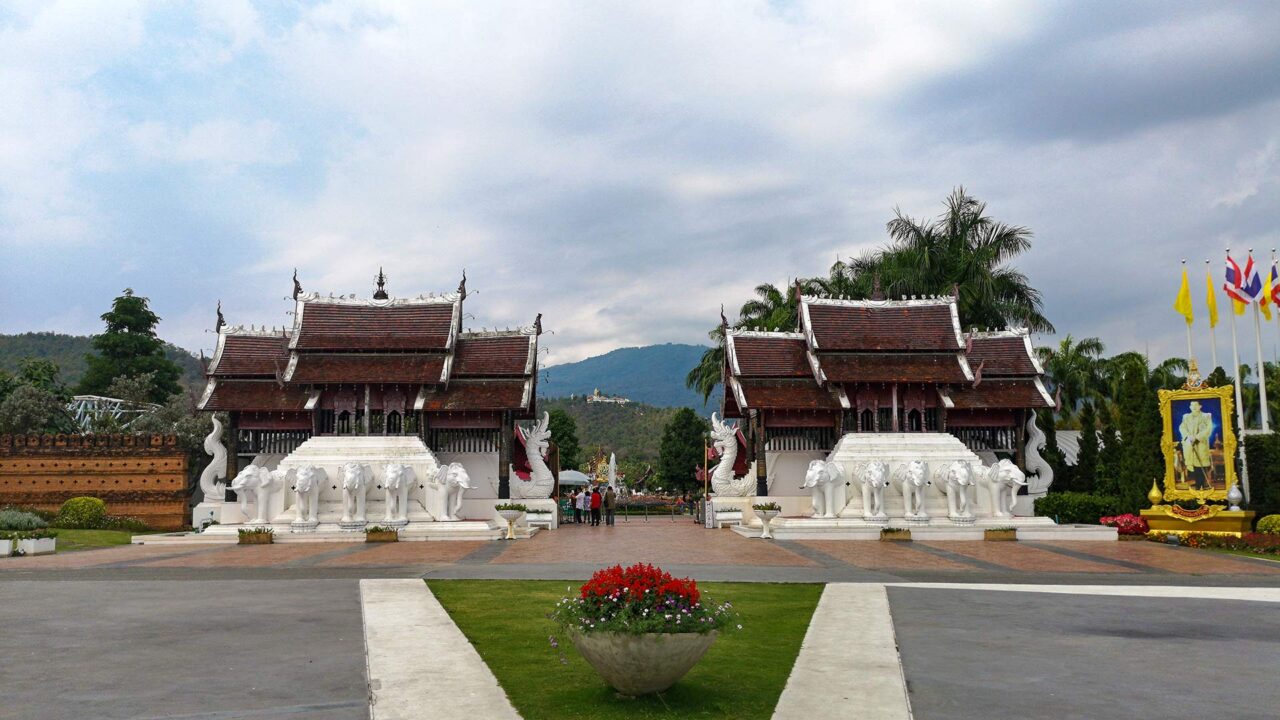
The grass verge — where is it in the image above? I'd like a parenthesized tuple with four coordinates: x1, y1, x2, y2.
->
(49, 529, 137, 552)
(427, 579, 822, 720)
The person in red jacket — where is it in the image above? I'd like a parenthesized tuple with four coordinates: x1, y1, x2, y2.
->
(589, 488, 603, 526)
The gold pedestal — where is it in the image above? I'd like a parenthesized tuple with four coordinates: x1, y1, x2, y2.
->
(1141, 507, 1256, 536)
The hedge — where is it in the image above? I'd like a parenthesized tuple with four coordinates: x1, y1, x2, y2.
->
(53, 497, 108, 529)
(1244, 434, 1280, 521)
(1034, 492, 1121, 524)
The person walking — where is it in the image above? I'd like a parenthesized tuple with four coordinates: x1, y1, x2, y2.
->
(576, 488, 589, 524)
(571, 490, 582, 524)
(604, 487, 617, 526)
(590, 487, 603, 526)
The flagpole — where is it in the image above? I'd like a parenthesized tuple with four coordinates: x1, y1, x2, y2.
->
(1207, 260, 1219, 370)
(1227, 249, 1252, 504)
(1181, 260, 1194, 364)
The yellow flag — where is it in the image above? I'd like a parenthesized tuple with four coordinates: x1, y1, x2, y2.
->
(1173, 269, 1193, 326)
(1264, 272, 1274, 321)
(1205, 268, 1218, 328)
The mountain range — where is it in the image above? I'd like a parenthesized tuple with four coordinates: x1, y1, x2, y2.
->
(538, 343, 714, 411)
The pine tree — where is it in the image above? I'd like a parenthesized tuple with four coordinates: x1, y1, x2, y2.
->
(77, 289, 182, 403)
(1115, 367, 1163, 511)
(1096, 412, 1121, 496)
(658, 408, 710, 492)
(1039, 408, 1072, 490)
(1075, 402, 1099, 494)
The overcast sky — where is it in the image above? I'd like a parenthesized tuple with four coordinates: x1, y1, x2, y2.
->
(3, 1, 1279, 369)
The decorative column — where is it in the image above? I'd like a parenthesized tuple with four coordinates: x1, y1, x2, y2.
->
(363, 384, 371, 436)
(890, 384, 900, 432)
(498, 411, 513, 499)
(755, 410, 768, 496)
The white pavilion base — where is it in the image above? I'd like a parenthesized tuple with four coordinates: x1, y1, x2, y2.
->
(136, 520, 537, 545)
(730, 514, 1075, 541)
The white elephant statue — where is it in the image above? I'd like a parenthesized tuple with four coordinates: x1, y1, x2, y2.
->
(340, 462, 373, 525)
(802, 460, 846, 518)
(229, 464, 282, 524)
(857, 461, 890, 520)
(983, 459, 1027, 518)
(428, 462, 472, 521)
(935, 461, 976, 521)
(382, 463, 415, 524)
(895, 460, 931, 519)
(292, 465, 326, 525)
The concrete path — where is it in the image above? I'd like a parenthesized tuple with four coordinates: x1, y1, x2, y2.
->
(360, 579, 520, 720)
(773, 583, 912, 720)
(886, 582, 1280, 602)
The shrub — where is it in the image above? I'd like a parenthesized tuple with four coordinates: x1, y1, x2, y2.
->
(1257, 515, 1280, 534)
(237, 527, 273, 536)
(54, 497, 108, 529)
(494, 503, 529, 512)
(1150, 531, 1280, 555)
(550, 563, 740, 636)
(1034, 492, 1120, 524)
(0, 509, 48, 531)
(102, 515, 151, 532)
(1243, 433, 1280, 517)
(1100, 513, 1149, 536)
(752, 502, 781, 512)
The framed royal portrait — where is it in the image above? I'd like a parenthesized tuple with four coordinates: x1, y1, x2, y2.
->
(1158, 385, 1238, 503)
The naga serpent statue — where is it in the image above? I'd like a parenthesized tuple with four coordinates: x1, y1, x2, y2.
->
(198, 416, 227, 502)
(709, 413, 753, 496)
(511, 412, 555, 499)
(1023, 412, 1055, 496)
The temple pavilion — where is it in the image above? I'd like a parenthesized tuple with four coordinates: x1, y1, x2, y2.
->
(198, 272, 541, 499)
(721, 292, 1053, 495)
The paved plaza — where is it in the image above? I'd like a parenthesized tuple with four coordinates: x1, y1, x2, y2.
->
(3, 523, 1278, 719)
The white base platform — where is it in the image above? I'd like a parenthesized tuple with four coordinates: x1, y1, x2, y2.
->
(731, 515, 1115, 541)
(136, 519, 536, 544)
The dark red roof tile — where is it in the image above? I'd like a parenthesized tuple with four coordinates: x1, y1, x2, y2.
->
(948, 380, 1052, 409)
(819, 353, 969, 384)
(454, 335, 534, 376)
(210, 335, 290, 377)
(200, 380, 310, 412)
(738, 378, 840, 410)
(294, 301, 455, 351)
(289, 354, 446, 384)
(805, 300, 961, 351)
(418, 380, 529, 411)
(966, 335, 1039, 377)
(730, 335, 810, 377)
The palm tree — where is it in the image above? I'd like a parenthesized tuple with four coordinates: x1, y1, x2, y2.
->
(1036, 335, 1106, 416)
(686, 281, 807, 403)
(830, 188, 1054, 333)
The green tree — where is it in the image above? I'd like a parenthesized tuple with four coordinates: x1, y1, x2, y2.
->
(546, 408, 581, 470)
(1075, 402, 1099, 494)
(1115, 367, 1162, 512)
(829, 187, 1053, 333)
(0, 385, 74, 434)
(1096, 412, 1121, 496)
(686, 281, 804, 404)
(78, 289, 182, 403)
(1036, 336, 1105, 419)
(658, 408, 709, 492)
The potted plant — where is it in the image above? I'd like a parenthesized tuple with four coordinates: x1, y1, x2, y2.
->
(495, 503, 528, 540)
(15, 529, 57, 555)
(551, 563, 740, 696)
(0, 532, 14, 558)
(237, 527, 274, 545)
(984, 527, 1017, 541)
(365, 525, 399, 543)
(752, 502, 782, 540)
(880, 527, 912, 542)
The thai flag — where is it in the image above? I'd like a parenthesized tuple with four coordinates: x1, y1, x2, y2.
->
(1224, 255, 1261, 304)
(1271, 264, 1280, 307)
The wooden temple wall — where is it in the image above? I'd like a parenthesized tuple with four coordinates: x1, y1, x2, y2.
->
(0, 434, 189, 530)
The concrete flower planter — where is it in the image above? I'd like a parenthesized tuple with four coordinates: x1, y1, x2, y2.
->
(754, 509, 780, 540)
(238, 532, 274, 545)
(984, 529, 1017, 542)
(497, 509, 525, 540)
(0, 538, 12, 557)
(365, 530, 399, 543)
(570, 629, 718, 696)
(17, 537, 56, 555)
(880, 529, 912, 542)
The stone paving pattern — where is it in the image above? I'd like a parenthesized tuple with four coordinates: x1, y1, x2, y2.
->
(4, 523, 1279, 581)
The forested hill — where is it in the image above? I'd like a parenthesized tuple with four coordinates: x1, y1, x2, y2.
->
(0, 332, 205, 388)
(539, 343, 714, 411)
(538, 397, 682, 466)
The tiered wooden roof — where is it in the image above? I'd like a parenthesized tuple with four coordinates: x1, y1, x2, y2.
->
(198, 289, 539, 417)
(723, 295, 1050, 417)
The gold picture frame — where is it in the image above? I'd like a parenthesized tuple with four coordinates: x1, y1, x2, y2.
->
(1158, 385, 1237, 503)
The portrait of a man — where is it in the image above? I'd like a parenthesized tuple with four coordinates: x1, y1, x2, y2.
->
(1170, 396, 1226, 492)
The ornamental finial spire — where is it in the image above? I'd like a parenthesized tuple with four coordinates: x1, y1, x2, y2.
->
(215, 301, 225, 332)
(373, 268, 388, 300)
(292, 268, 302, 300)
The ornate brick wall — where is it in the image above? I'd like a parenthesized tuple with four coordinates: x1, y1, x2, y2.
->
(0, 433, 190, 530)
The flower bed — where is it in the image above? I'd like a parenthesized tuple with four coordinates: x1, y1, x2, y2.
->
(237, 527, 274, 545)
(1149, 531, 1280, 555)
(1100, 513, 1149, 536)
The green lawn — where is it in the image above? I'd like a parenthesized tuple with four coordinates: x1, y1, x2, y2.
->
(427, 580, 822, 720)
(50, 529, 137, 552)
